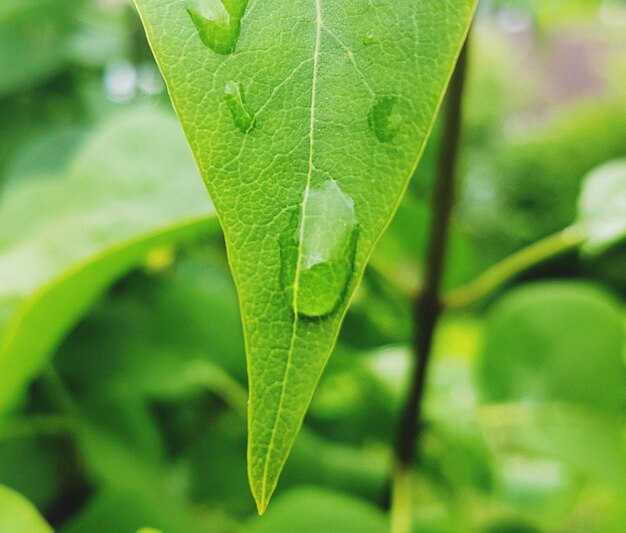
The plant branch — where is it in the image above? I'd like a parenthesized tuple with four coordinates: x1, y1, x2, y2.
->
(445, 225, 585, 309)
(395, 36, 469, 469)
(391, 36, 470, 532)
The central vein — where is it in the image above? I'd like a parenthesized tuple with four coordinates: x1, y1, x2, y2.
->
(259, 0, 323, 505)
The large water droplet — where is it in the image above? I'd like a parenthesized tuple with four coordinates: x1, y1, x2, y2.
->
(281, 181, 359, 319)
(368, 96, 401, 142)
(224, 81, 255, 132)
(186, 0, 249, 55)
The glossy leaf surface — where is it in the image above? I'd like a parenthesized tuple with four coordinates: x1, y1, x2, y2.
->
(134, 0, 476, 510)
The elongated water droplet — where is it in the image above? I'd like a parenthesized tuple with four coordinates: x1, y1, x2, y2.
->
(224, 80, 255, 133)
(363, 32, 377, 46)
(368, 96, 401, 142)
(186, 0, 249, 55)
(281, 181, 359, 318)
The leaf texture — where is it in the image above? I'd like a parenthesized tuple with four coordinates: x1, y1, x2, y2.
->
(133, 0, 477, 511)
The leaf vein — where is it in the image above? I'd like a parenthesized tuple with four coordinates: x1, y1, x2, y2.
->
(259, 0, 323, 507)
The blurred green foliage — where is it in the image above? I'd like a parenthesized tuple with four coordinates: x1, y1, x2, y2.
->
(0, 0, 624, 532)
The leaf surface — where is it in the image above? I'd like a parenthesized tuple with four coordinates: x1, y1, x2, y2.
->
(0, 0, 78, 97)
(134, 0, 476, 510)
(0, 109, 216, 412)
(245, 487, 388, 533)
(577, 158, 626, 254)
(0, 484, 53, 533)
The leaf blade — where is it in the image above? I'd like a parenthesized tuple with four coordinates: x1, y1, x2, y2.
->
(134, 0, 477, 511)
(0, 109, 216, 412)
(0, 484, 53, 533)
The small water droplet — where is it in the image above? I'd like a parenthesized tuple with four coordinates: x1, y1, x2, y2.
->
(363, 32, 377, 46)
(368, 96, 401, 143)
(224, 80, 255, 133)
(186, 0, 249, 55)
(281, 181, 359, 318)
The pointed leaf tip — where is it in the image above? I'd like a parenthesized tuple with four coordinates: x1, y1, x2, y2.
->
(134, 0, 477, 509)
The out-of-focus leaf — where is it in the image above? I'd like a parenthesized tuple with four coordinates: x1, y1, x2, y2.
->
(0, 484, 53, 533)
(0, 436, 65, 511)
(244, 487, 388, 533)
(422, 425, 493, 494)
(482, 518, 541, 533)
(460, 104, 626, 262)
(577, 159, 626, 254)
(3, 126, 87, 187)
(370, 197, 480, 295)
(56, 258, 245, 400)
(60, 485, 205, 533)
(0, 109, 216, 412)
(61, 416, 224, 533)
(188, 412, 388, 517)
(493, 454, 571, 511)
(477, 282, 626, 492)
(0, 0, 80, 97)
(480, 404, 626, 492)
(477, 282, 624, 413)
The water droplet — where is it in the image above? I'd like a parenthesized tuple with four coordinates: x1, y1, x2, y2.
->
(368, 96, 401, 143)
(281, 181, 359, 318)
(186, 0, 249, 55)
(363, 32, 377, 46)
(224, 80, 255, 133)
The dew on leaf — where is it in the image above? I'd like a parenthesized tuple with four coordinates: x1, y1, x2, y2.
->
(224, 80, 256, 133)
(363, 32, 378, 46)
(368, 96, 401, 142)
(186, 0, 249, 55)
(281, 181, 359, 319)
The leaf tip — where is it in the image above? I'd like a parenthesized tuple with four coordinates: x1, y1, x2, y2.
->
(249, 455, 280, 516)
(250, 479, 272, 516)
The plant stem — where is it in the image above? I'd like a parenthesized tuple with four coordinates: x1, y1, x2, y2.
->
(445, 225, 585, 309)
(391, 37, 470, 533)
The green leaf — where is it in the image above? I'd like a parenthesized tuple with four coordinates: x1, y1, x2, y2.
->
(134, 0, 477, 510)
(57, 258, 246, 401)
(244, 487, 388, 533)
(577, 158, 626, 254)
(0, 0, 79, 97)
(0, 109, 216, 412)
(0, 435, 66, 511)
(0, 484, 53, 533)
(480, 404, 626, 492)
(477, 281, 625, 414)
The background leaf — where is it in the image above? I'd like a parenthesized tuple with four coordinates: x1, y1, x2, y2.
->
(477, 281, 624, 413)
(577, 158, 626, 254)
(0, 109, 216, 412)
(0, 0, 80, 98)
(0, 484, 53, 533)
(244, 487, 388, 533)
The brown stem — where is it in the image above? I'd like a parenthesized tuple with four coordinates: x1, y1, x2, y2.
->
(394, 36, 470, 471)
